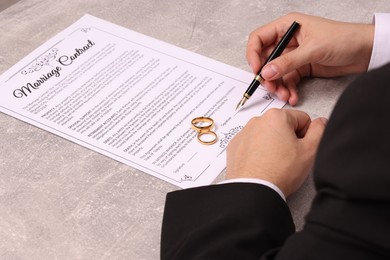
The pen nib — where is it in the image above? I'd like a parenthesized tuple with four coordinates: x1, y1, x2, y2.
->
(235, 96, 248, 110)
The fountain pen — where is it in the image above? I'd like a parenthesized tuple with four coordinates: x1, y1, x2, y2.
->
(236, 21, 300, 110)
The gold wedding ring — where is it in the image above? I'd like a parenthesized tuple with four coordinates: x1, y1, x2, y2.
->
(197, 131, 218, 145)
(191, 116, 218, 145)
(191, 117, 214, 133)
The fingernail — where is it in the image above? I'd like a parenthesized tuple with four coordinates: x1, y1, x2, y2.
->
(320, 117, 328, 125)
(262, 64, 278, 79)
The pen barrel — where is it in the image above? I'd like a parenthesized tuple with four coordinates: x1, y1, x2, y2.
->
(245, 78, 261, 97)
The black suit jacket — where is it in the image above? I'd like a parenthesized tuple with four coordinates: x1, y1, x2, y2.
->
(161, 64, 390, 260)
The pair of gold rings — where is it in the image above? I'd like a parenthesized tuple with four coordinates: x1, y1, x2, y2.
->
(191, 117, 218, 145)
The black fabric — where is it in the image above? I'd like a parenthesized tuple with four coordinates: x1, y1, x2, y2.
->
(277, 62, 390, 259)
(161, 63, 390, 259)
(161, 183, 294, 259)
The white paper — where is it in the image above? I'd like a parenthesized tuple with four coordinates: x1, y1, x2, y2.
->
(0, 14, 285, 188)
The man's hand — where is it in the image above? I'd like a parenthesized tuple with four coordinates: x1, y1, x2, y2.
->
(226, 109, 327, 198)
(246, 12, 374, 105)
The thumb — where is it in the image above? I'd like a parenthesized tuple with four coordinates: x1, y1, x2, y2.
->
(261, 45, 311, 80)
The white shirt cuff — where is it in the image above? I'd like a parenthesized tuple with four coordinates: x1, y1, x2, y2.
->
(368, 13, 390, 70)
(219, 178, 286, 201)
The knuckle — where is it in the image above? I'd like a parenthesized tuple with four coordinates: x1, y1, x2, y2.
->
(263, 108, 282, 118)
(248, 31, 258, 42)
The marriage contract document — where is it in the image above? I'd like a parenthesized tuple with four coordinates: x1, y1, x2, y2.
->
(0, 14, 285, 189)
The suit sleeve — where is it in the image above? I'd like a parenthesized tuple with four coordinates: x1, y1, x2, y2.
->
(160, 183, 295, 260)
(269, 63, 390, 259)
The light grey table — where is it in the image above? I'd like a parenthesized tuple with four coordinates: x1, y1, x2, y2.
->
(1, 1, 389, 259)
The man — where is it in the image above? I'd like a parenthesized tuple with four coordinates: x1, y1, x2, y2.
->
(161, 12, 390, 259)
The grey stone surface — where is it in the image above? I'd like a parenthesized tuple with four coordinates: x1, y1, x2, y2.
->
(1, 0, 389, 259)
(0, 0, 20, 12)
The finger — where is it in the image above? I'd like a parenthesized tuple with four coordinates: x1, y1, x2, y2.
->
(246, 49, 262, 74)
(274, 83, 290, 102)
(286, 86, 299, 107)
(261, 79, 277, 93)
(248, 18, 302, 54)
(246, 20, 300, 74)
(246, 29, 270, 74)
(261, 44, 312, 81)
(301, 117, 328, 149)
(284, 109, 312, 138)
(271, 72, 298, 103)
(282, 71, 301, 106)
